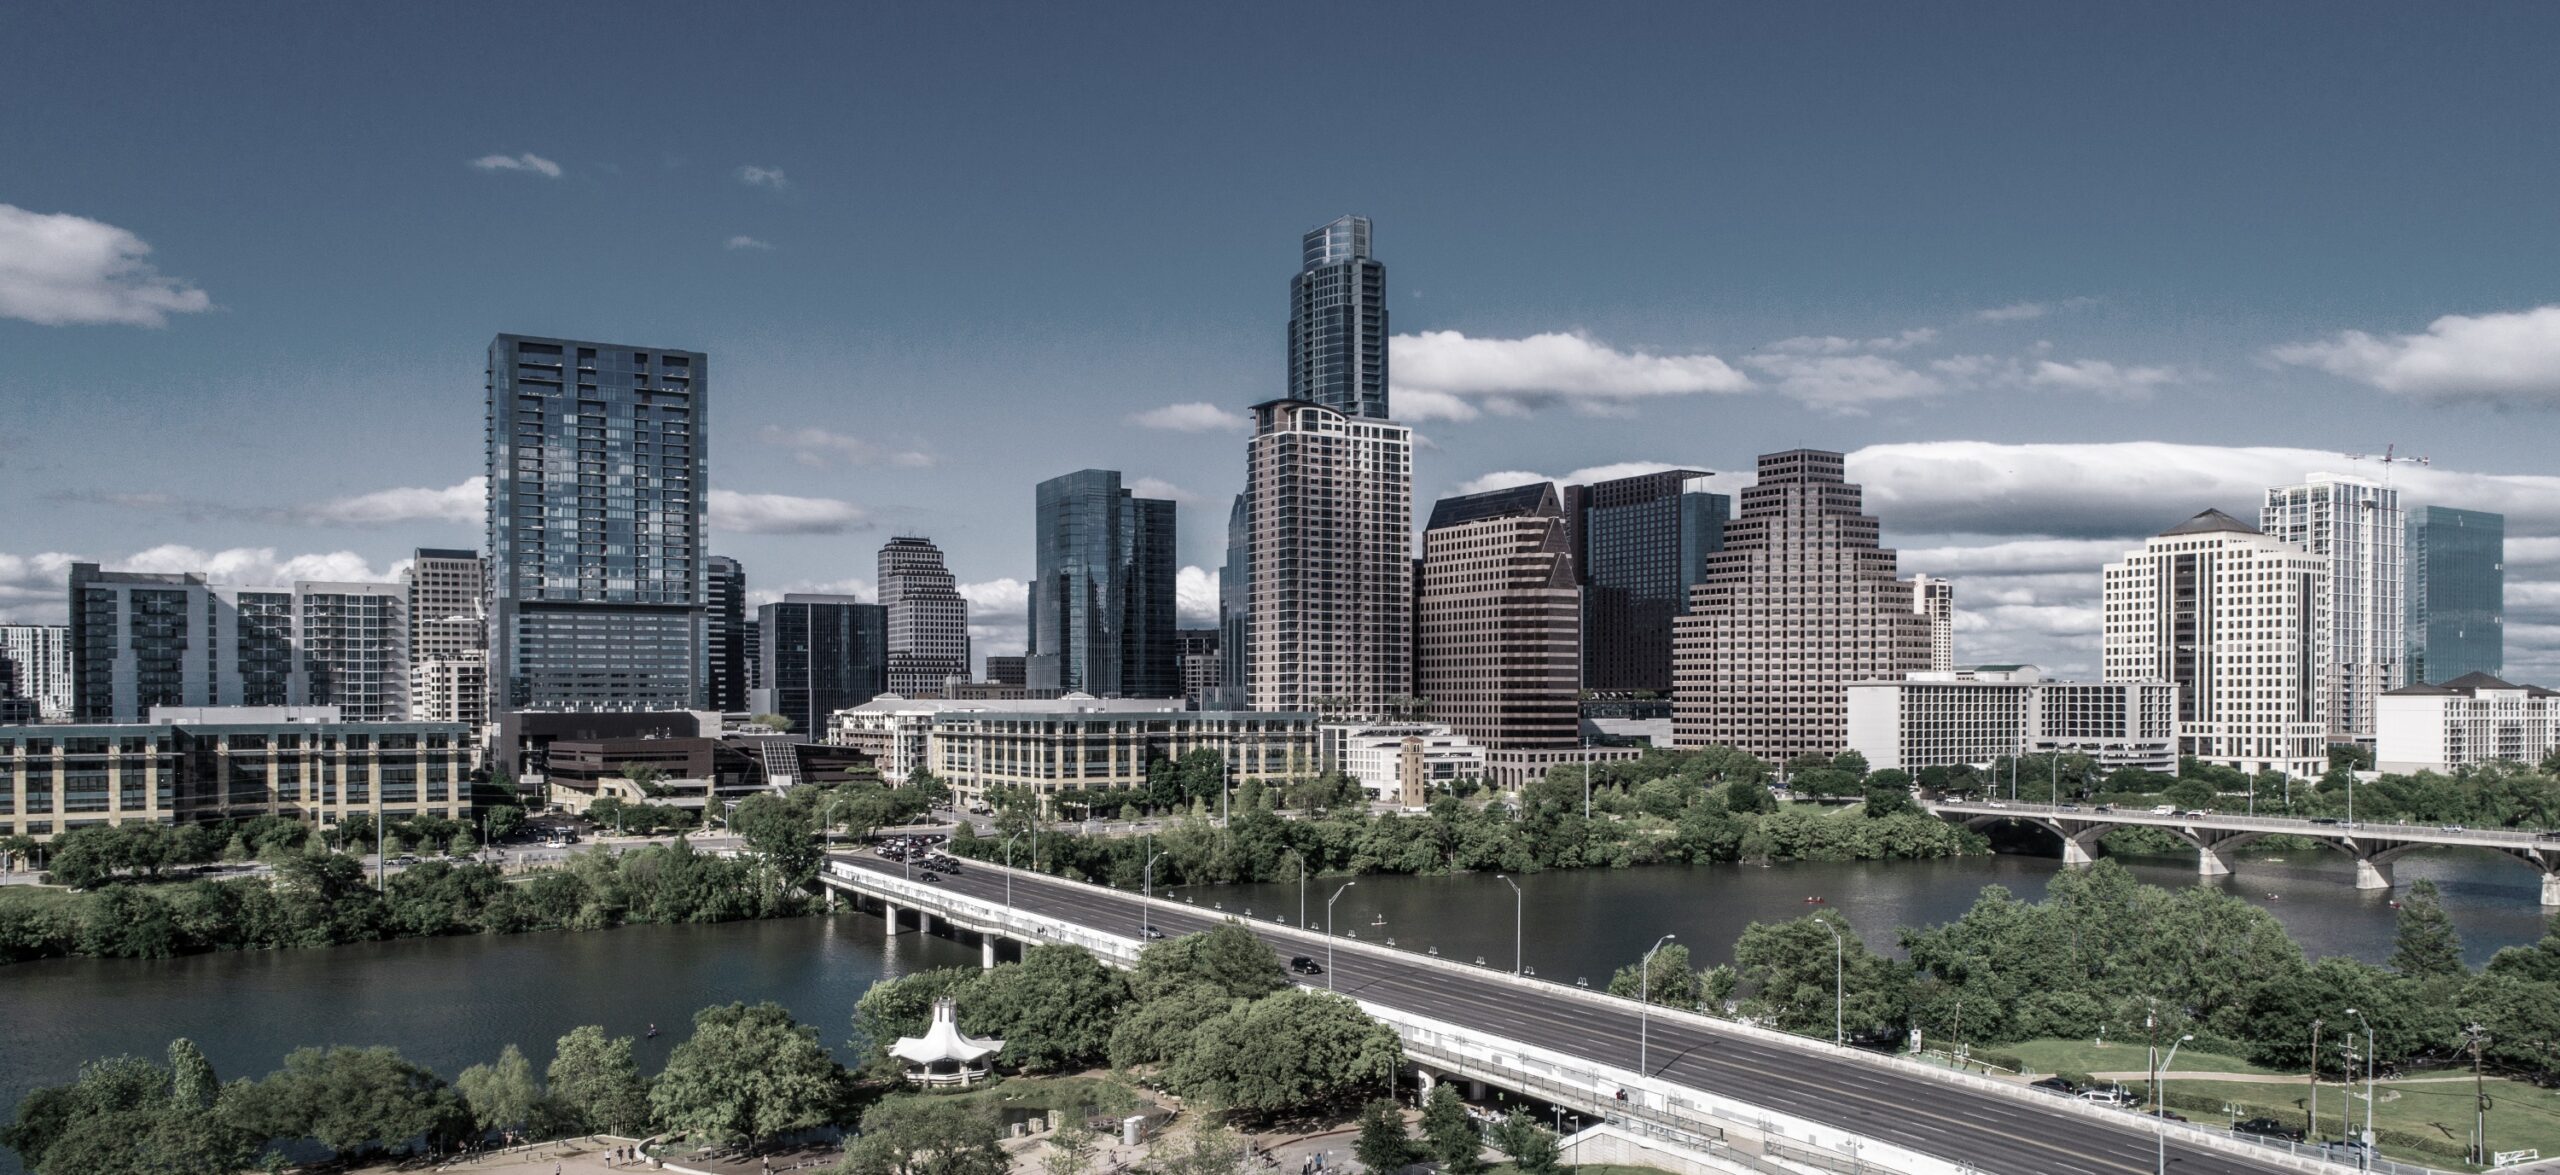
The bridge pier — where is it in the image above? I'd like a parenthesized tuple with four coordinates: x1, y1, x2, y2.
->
(2543, 869, 2560, 909)
(885, 902, 901, 937)
(2060, 837, 2095, 867)
(983, 934, 998, 970)
(2354, 858, 2394, 891)
(2196, 845, 2232, 877)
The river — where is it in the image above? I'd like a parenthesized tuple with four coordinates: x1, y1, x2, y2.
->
(1, 846, 2550, 1173)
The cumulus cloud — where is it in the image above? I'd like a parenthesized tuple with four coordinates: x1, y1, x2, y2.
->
(1745, 353, 1944, 414)
(1127, 477, 1202, 505)
(708, 490, 869, 535)
(1390, 330, 1752, 420)
(0, 204, 213, 327)
(959, 578, 1030, 658)
(469, 152, 561, 178)
(2271, 305, 2560, 406)
(755, 424, 934, 468)
(2020, 358, 2180, 397)
(0, 546, 400, 624)
(301, 478, 482, 525)
(1898, 538, 2149, 577)
(737, 165, 789, 190)
(725, 235, 773, 251)
(1176, 566, 1220, 626)
(1767, 328, 1938, 354)
(1452, 460, 1706, 498)
(1129, 402, 1244, 433)
(1976, 302, 2050, 322)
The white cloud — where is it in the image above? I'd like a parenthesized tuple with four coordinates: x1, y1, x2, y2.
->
(1391, 330, 1752, 418)
(725, 235, 773, 251)
(300, 478, 482, 525)
(747, 578, 872, 608)
(1767, 328, 1938, 354)
(738, 165, 789, 190)
(1128, 402, 1244, 433)
(1452, 460, 1704, 498)
(1898, 538, 2146, 577)
(1975, 302, 2049, 322)
(1127, 477, 1202, 505)
(2271, 304, 2560, 406)
(0, 546, 403, 624)
(708, 490, 869, 535)
(1745, 353, 1943, 414)
(755, 424, 935, 468)
(958, 578, 1027, 615)
(2021, 358, 2180, 398)
(0, 204, 213, 327)
(959, 578, 1030, 658)
(1177, 565, 1220, 626)
(469, 152, 561, 178)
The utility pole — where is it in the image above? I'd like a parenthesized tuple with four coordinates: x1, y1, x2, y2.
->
(1639, 933, 1676, 1075)
(2308, 1018, 2323, 1141)
(2465, 1023, 2490, 1164)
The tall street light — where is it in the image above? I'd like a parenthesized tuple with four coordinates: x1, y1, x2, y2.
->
(2464, 1022, 2491, 1165)
(1496, 874, 1524, 975)
(1284, 849, 1307, 928)
(1001, 832, 1023, 913)
(1141, 840, 1167, 939)
(1639, 933, 1677, 1076)
(2154, 1032, 2194, 1175)
(2345, 1006, 2374, 1169)
(1816, 917, 1846, 1046)
(1325, 881, 1357, 991)
(2308, 1017, 2323, 1143)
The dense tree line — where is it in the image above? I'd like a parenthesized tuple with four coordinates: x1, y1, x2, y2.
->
(954, 747, 1984, 890)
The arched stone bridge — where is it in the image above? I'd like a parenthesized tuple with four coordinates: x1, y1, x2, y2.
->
(1922, 798, 2560, 906)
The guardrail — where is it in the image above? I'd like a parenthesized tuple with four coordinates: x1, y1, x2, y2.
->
(1925, 800, 2560, 849)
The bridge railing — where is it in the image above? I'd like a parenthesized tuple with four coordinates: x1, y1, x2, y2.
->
(1925, 800, 2558, 848)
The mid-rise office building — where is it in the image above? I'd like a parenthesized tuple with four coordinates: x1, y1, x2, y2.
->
(1913, 575, 1956, 673)
(705, 556, 749, 711)
(486, 333, 707, 712)
(69, 564, 304, 722)
(2264, 473, 2403, 744)
(2103, 509, 2329, 778)
(1288, 214, 1389, 420)
(743, 617, 763, 695)
(984, 655, 1027, 689)
(1324, 723, 1487, 807)
(1566, 469, 1726, 694)
(1845, 666, 2179, 774)
(1246, 399, 1414, 718)
(1672, 450, 1937, 761)
(834, 694, 1313, 810)
(753, 595, 886, 737)
(2377, 672, 2556, 774)
(880, 537, 971, 696)
(1027, 470, 1177, 697)
(295, 581, 409, 722)
(2407, 506, 2504, 684)
(1178, 628, 1222, 708)
(1416, 483, 1581, 754)
(0, 625, 72, 721)
(410, 657, 488, 726)
(405, 549, 486, 724)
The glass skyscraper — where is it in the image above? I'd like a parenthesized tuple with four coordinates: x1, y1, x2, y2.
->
(1288, 214, 1389, 420)
(753, 596, 885, 737)
(485, 333, 707, 712)
(1027, 469, 1178, 697)
(2407, 505, 2504, 684)
(1567, 468, 1726, 694)
(705, 556, 748, 711)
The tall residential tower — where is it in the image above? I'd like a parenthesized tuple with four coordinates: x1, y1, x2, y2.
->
(2104, 510, 2329, 778)
(1245, 399, 1413, 717)
(2263, 473, 2402, 744)
(2406, 506, 2504, 684)
(880, 536, 971, 695)
(1288, 215, 1389, 419)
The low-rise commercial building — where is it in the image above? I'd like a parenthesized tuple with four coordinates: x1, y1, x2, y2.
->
(835, 694, 1315, 809)
(1844, 666, 2179, 774)
(1322, 723, 1487, 806)
(2377, 673, 2559, 774)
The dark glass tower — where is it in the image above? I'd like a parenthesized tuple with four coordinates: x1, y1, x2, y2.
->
(1566, 469, 1726, 694)
(2407, 506, 2504, 683)
(1288, 215, 1389, 419)
(1027, 469, 1178, 697)
(753, 596, 885, 737)
(705, 556, 748, 710)
(1217, 493, 1251, 707)
(486, 333, 707, 712)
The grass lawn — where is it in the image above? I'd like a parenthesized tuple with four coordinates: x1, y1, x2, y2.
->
(0, 885, 84, 914)
(2148, 1074, 2560, 1168)
(2004, 1037, 2283, 1078)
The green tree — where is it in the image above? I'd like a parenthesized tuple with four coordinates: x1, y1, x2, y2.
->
(751, 713, 796, 733)
(1167, 989, 1402, 1115)
(1732, 914, 1906, 1040)
(837, 1097, 1007, 1175)
(166, 1039, 216, 1111)
(1485, 1112, 1559, 1175)
(1109, 983, 1238, 1069)
(1861, 785, 1919, 819)
(650, 1002, 848, 1150)
(851, 968, 982, 1071)
(1420, 1084, 1483, 1174)
(238, 1045, 470, 1160)
(1352, 1099, 1416, 1173)
(1045, 1123, 1098, 1175)
(1130, 920, 1289, 1002)
(455, 1043, 546, 1138)
(1606, 941, 1701, 1009)
(546, 1026, 653, 1136)
(732, 793, 822, 899)
(968, 944, 1130, 1071)
(2389, 878, 2465, 978)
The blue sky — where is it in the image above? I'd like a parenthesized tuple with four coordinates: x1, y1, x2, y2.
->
(6, 2, 2560, 677)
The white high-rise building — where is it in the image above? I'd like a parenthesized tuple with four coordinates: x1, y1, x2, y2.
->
(0, 625, 73, 721)
(880, 536, 971, 696)
(1245, 398, 1413, 717)
(296, 581, 409, 722)
(405, 549, 485, 724)
(2103, 509, 2329, 778)
(2263, 473, 2403, 745)
(1913, 574, 1956, 672)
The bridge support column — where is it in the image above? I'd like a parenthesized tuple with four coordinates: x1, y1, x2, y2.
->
(885, 903, 901, 937)
(2355, 858, 2394, 891)
(1414, 1068, 1437, 1098)
(2542, 869, 2560, 909)
(2060, 837, 2095, 867)
(983, 935, 998, 970)
(1468, 1079, 1486, 1100)
(2196, 845, 2232, 877)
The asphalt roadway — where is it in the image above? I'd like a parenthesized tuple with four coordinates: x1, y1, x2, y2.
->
(833, 853, 2303, 1175)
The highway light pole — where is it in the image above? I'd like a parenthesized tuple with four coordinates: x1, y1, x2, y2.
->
(1325, 881, 1356, 990)
(2154, 1033, 2194, 1175)
(1141, 844, 1167, 939)
(2347, 1006, 2374, 1169)
(2464, 1022, 2490, 1164)
(1817, 917, 1845, 1046)
(1639, 933, 1676, 1075)
(1496, 874, 1523, 974)
(1284, 849, 1306, 927)
(1001, 832, 1022, 913)
(2308, 1018, 2323, 1142)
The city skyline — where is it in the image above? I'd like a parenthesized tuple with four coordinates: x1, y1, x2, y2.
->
(8, 5, 2560, 684)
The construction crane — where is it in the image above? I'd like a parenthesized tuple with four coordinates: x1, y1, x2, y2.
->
(2344, 443, 2428, 494)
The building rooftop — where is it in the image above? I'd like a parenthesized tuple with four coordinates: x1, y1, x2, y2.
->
(2158, 508, 2261, 537)
(1426, 482, 1556, 530)
(2387, 671, 2556, 698)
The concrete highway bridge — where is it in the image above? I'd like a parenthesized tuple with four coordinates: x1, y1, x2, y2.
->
(1923, 799, 2560, 906)
(821, 851, 2386, 1175)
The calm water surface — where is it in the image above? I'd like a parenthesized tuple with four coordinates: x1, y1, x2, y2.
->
(2, 847, 2549, 1174)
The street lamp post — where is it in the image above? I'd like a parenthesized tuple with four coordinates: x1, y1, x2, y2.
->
(1817, 917, 1846, 1046)
(1001, 832, 1023, 913)
(1325, 881, 1357, 991)
(2154, 1033, 2195, 1175)
(2308, 1018, 2323, 1142)
(1639, 933, 1677, 1076)
(2346, 1007, 2375, 1169)
(1284, 849, 1307, 928)
(1496, 874, 1524, 975)
(1141, 837, 1165, 939)
(2465, 1022, 2491, 1164)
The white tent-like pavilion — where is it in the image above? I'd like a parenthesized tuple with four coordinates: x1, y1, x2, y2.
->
(888, 997, 1004, 1086)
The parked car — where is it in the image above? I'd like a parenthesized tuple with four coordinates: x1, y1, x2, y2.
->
(2233, 1117, 2304, 1142)
(1289, 956, 1324, 975)
(2028, 1077, 2079, 1096)
(2078, 1087, 2134, 1107)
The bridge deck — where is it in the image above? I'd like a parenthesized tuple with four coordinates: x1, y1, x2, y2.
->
(829, 852, 2343, 1175)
